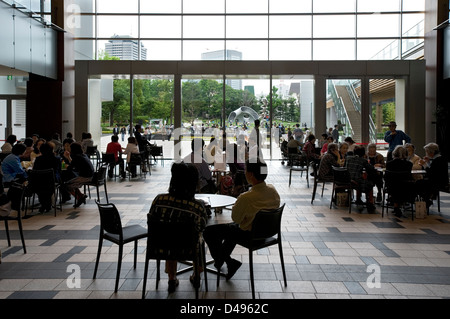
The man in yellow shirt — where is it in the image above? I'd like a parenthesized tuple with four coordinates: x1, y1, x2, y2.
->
(203, 158, 280, 280)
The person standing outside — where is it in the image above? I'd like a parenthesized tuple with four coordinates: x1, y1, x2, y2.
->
(384, 121, 411, 162)
(293, 123, 304, 144)
(332, 125, 339, 143)
(112, 124, 119, 136)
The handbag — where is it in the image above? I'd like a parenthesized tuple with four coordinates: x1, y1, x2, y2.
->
(415, 201, 427, 218)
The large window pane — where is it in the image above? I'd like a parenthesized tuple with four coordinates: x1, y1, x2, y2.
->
(313, 0, 355, 13)
(313, 15, 355, 38)
(183, 16, 225, 38)
(75, 0, 95, 13)
(73, 15, 95, 37)
(269, 40, 312, 60)
(226, 40, 268, 60)
(183, 0, 225, 13)
(97, 16, 139, 38)
(357, 0, 400, 13)
(140, 16, 181, 38)
(269, 0, 312, 13)
(269, 16, 312, 38)
(402, 0, 425, 12)
(140, 0, 182, 13)
(357, 14, 400, 37)
(184, 41, 226, 60)
(227, 0, 268, 13)
(313, 40, 355, 60)
(142, 40, 182, 60)
(357, 39, 400, 60)
(402, 13, 424, 36)
(74, 39, 95, 60)
(227, 16, 268, 38)
(96, 0, 138, 14)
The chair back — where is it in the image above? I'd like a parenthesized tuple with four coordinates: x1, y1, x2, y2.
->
(96, 201, 123, 237)
(27, 169, 56, 194)
(129, 153, 143, 165)
(6, 182, 25, 212)
(86, 145, 98, 156)
(91, 163, 108, 185)
(287, 147, 298, 155)
(384, 170, 413, 189)
(251, 204, 285, 241)
(332, 167, 352, 185)
(146, 203, 202, 261)
(101, 152, 116, 164)
(150, 146, 163, 157)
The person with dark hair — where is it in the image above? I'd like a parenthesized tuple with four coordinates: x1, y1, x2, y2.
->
(50, 133, 63, 155)
(81, 132, 94, 154)
(1, 134, 17, 153)
(106, 135, 126, 179)
(2, 143, 28, 184)
(134, 124, 151, 172)
(384, 121, 411, 162)
(302, 134, 320, 163)
(147, 161, 208, 293)
(183, 138, 214, 193)
(63, 142, 94, 208)
(19, 137, 34, 162)
(33, 142, 62, 212)
(203, 158, 280, 281)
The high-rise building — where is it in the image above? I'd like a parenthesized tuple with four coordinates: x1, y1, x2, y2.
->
(105, 35, 147, 61)
(201, 50, 242, 90)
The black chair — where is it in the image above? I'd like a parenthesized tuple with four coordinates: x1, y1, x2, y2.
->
(0, 182, 27, 253)
(93, 201, 148, 293)
(330, 167, 357, 214)
(27, 168, 62, 216)
(437, 185, 450, 213)
(142, 204, 208, 299)
(310, 161, 330, 204)
(84, 163, 109, 204)
(216, 204, 287, 299)
(382, 170, 417, 220)
(86, 145, 100, 170)
(127, 152, 147, 180)
(101, 152, 117, 180)
(150, 145, 164, 167)
(288, 149, 309, 187)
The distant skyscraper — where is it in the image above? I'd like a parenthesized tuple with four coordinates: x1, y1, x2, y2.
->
(201, 50, 242, 90)
(105, 35, 147, 60)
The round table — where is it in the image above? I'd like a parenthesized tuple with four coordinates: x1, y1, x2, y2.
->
(195, 194, 236, 213)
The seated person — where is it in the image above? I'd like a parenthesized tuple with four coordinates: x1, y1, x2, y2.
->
(123, 136, 140, 178)
(203, 158, 280, 281)
(19, 137, 34, 162)
(385, 145, 414, 217)
(32, 142, 62, 213)
(416, 143, 449, 208)
(320, 136, 334, 156)
(346, 145, 377, 213)
(204, 137, 221, 165)
(318, 143, 342, 181)
(344, 136, 356, 155)
(365, 143, 385, 203)
(1, 143, 28, 185)
(147, 161, 208, 293)
(302, 134, 320, 164)
(318, 133, 329, 149)
(105, 135, 126, 179)
(63, 142, 94, 208)
(405, 143, 423, 181)
(183, 138, 215, 194)
(287, 135, 302, 153)
(1, 134, 17, 153)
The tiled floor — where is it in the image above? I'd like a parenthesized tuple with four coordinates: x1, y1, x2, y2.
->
(1, 144, 450, 300)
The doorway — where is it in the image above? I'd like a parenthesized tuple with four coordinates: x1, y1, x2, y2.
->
(0, 95, 26, 142)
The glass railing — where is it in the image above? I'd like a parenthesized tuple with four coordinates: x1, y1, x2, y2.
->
(328, 81, 354, 139)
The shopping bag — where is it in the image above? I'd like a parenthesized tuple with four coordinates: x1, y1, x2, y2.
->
(415, 201, 427, 219)
(336, 192, 349, 207)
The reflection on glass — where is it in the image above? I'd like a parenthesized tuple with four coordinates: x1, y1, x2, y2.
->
(357, 39, 399, 60)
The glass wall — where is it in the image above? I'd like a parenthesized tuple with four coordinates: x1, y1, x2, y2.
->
(73, 0, 425, 61)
